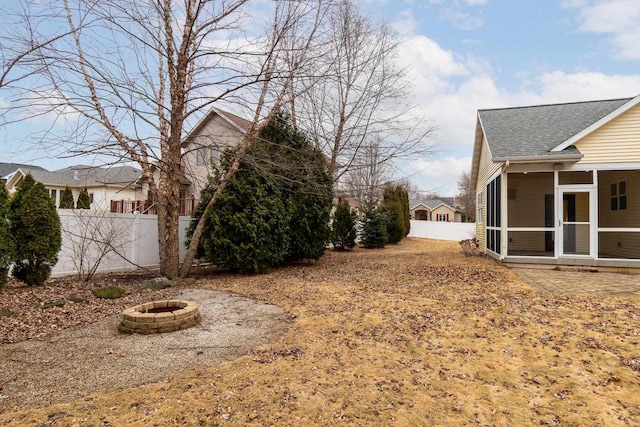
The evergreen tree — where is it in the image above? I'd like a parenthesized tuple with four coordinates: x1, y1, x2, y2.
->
(360, 204, 388, 249)
(9, 174, 62, 285)
(393, 185, 410, 236)
(0, 185, 15, 289)
(76, 187, 91, 209)
(189, 112, 333, 272)
(383, 186, 404, 244)
(59, 186, 75, 209)
(331, 198, 358, 250)
(259, 112, 333, 261)
(199, 153, 290, 274)
(401, 186, 411, 236)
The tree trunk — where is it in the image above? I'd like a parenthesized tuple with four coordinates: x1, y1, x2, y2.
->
(157, 150, 182, 279)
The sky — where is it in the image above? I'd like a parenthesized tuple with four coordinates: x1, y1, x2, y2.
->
(1, 0, 640, 197)
(355, 0, 640, 196)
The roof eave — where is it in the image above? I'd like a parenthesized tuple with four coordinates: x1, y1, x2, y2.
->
(493, 153, 583, 164)
(470, 114, 489, 190)
(181, 106, 248, 148)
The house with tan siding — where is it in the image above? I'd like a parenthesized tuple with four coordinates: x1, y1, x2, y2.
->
(471, 94, 640, 268)
(410, 198, 462, 222)
(181, 107, 250, 200)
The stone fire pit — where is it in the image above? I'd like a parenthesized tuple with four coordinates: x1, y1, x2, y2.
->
(118, 300, 201, 334)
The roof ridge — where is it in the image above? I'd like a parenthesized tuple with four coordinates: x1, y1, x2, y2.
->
(478, 96, 635, 113)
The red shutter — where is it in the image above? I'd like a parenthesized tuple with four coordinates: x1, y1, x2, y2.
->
(446, 213, 449, 222)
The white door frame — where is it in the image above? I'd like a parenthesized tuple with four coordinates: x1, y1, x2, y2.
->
(557, 185, 596, 258)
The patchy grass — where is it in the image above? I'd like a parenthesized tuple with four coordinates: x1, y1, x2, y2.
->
(1, 238, 640, 426)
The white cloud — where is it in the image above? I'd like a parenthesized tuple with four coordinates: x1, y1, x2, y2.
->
(425, 0, 486, 31)
(567, 0, 640, 60)
(391, 9, 420, 36)
(388, 33, 640, 196)
(439, 5, 484, 31)
(537, 71, 640, 101)
(396, 35, 469, 97)
(403, 156, 472, 196)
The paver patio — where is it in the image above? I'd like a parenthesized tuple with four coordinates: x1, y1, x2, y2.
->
(513, 267, 640, 296)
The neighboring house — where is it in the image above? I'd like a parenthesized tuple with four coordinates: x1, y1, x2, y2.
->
(1, 162, 47, 184)
(182, 107, 251, 200)
(471, 94, 640, 268)
(410, 198, 462, 222)
(4, 164, 144, 210)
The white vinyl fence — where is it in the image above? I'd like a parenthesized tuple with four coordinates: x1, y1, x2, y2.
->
(408, 220, 476, 242)
(52, 210, 191, 277)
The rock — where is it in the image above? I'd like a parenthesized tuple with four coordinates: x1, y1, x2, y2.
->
(68, 294, 87, 303)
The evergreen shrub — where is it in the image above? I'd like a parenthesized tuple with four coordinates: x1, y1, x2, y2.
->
(360, 205, 388, 249)
(76, 187, 91, 209)
(331, 198, 357, 251)
(0, 185, 15, 289)
(59, 186, 75, 209)
(9, 174, 62, 286)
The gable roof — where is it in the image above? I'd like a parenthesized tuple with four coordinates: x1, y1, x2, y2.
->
(478, 97, 632, 160)
(0, 162, 47, 179)
(410, 198, 458, 212)
(182, 107, 251, 147)
(471, 95, 639, 189)
(11, 165, 141, 188)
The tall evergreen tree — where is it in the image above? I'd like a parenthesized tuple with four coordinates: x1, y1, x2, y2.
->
(398, 186, 410, 236)
(331, 198, 358, 251)
(259, 112, 333, 261)
(383, 186, 404, 244)
(9, 174, 62, 285)
(76, 187, 91, 209)
(59, 186, 75, 209)
(0, 185, 15, 289)
(189, 112, 333, 273)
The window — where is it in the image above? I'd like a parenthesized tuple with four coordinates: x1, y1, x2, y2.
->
(437, 213, 448, 222)
(477, 193, 483, 224)
(611, 181, 627, 211)
(196, 146, 215, 166)
(50, 189, 57, 200)
(486, 175, 501, 254)
(89, 193, 94, 204)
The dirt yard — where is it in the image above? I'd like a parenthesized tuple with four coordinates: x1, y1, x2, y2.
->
(1, 238, 640, 426)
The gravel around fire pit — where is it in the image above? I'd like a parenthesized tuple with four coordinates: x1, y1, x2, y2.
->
(0, 288, 290, 412)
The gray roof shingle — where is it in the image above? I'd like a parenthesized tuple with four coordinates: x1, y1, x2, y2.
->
(410, 198, 457, 210)
(0, 162, 47, 178)
(14, 165, 141, 188)
(478, 98, 632, 159)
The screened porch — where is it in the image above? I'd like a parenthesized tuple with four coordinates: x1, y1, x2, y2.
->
(494, 169, 640, 262)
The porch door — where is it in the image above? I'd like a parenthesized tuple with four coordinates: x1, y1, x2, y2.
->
(558, 189, 593, 257)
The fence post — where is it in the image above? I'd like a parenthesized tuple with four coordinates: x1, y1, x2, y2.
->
(130, 213, 140, 271)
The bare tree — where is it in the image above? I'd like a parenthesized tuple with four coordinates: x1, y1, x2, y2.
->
(7, 0, 333, 278)
(61, 210, 134, 282)
(391, 177, 425, 201)
(341, 137, 394, 206)
(456, 169, 475, 222)
(290, 0, 436, 185)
